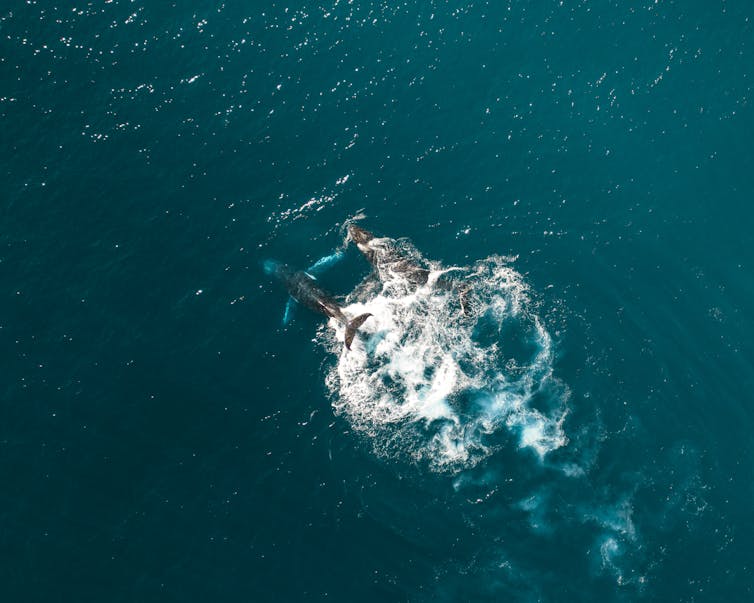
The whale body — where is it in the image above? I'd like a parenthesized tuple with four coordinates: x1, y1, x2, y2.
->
(347, 224, 431, 286)
(347, 224, 471, 314)
(264, 260, 372, 349)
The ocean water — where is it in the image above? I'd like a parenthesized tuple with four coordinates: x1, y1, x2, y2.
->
(2, 1, 754, 601)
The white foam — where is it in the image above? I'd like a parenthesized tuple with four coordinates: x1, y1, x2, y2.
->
(600, 536, 622, 570)
(320, 251, 569, 471)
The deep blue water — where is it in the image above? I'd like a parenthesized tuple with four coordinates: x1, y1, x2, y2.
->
(2, 1, 754, 601)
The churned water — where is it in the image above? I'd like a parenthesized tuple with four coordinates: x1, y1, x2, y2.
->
(2, 1, 754, 601)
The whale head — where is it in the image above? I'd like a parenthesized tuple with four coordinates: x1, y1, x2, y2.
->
(347, 224, 375, 246)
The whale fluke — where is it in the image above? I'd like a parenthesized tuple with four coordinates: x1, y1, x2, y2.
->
(344, 313, 373, 350)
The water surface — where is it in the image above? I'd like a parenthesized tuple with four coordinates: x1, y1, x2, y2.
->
(2, 1, 753, 601)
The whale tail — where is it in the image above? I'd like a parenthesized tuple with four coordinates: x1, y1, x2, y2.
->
(344, 313, 373, 350)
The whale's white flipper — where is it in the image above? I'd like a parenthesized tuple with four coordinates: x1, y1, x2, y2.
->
(282, 297, 297, 326)
(307, 248, 345, 276)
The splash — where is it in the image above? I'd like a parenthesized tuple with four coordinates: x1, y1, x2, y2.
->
(319, 245, 569, 471)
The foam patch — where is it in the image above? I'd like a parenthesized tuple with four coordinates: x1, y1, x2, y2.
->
(320, 248, 569, 472)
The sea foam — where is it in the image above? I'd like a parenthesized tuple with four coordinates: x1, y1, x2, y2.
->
(321, 243, 569, 471)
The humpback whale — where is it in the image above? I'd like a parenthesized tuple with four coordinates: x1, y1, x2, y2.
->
(347, 224, 431, 286)
(347, 224, 472, 313)
(264, 260, 372, 349)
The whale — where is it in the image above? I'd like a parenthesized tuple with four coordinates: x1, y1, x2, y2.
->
(347, 224, 433, 285)
(264, 259, 372, 349)
(347, 224, 471, 313)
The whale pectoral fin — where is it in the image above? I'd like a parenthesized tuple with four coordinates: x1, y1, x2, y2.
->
(344, 313, 373, 350)
(282, 297, 297, 326)
(307, 248, 345, 277)
(459, 286, 473, 316)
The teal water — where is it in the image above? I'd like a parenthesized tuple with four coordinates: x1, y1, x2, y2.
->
(2, 1, 754, 601)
